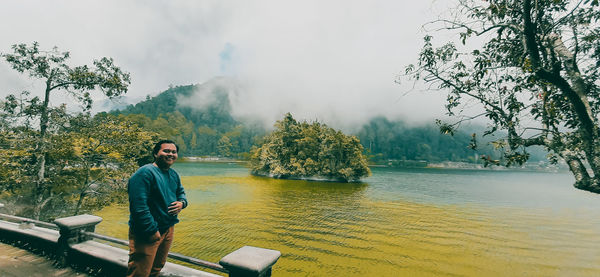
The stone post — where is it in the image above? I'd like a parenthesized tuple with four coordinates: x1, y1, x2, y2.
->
(219, 246, 281, 277)
(53, 214, 103, 267)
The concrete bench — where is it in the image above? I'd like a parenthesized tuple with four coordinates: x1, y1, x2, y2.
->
(54, 214, 281, 277)
(0, 213, 281, 277)
(70, 240, 221, 277)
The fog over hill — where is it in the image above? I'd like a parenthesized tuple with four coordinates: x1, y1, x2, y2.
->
(112, 79, 549, 163)
(163, 76, 447, 132)
(102, 75, 443, 132)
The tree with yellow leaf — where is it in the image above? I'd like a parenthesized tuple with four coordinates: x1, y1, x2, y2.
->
(60, 113, 157, 215)
(0, 42, 149, 219)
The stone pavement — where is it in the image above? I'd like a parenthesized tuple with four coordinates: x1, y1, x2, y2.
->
(0, 242, 87, 277)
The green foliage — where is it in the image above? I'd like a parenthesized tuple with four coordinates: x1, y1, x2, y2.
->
(0, 107, 157, 219)
(404, 0, 600, 192)
(113, 83, 264, 157)
(113, 81, 526, 164)
(3, 42, 130, 110)
(51, 113, 157, 216)
(355, 117, 543, 164)
(112, 81, 502, 164)
(0, 127, 37, 193)
(250, 113, 371, 182)
(356, 117, 478, 163)
(217, 135, 233, 157)
(0, 42, 143, 219)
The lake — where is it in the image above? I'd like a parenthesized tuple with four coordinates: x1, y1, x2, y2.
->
(95, 162, 600, 276)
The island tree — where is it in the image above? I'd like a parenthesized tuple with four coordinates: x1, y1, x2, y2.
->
(250, 113, 371, 182)
(405, 0, 600, 193)
(1, 42, 132, 219)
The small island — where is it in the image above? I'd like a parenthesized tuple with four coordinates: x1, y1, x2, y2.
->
(250, 113, 371, 182)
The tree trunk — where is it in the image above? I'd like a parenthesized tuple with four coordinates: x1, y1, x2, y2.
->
(32, 82, 52, 219)
(522, 0, 600, 193)
(74, 167, 91, 216)
(562, 151, 600, 193)
(74, 192, 85, 216)
(549, 34, 600, 180)
(32, 192, 54, 220)
(32, 194, 44, 220)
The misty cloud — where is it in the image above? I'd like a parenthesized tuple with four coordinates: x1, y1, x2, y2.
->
(1, 0, 454, 128)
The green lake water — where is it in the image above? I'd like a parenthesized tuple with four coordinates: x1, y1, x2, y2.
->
(95, 162, 600, 276)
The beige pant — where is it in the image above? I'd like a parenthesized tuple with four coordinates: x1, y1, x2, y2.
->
(126, 226, 174, 277)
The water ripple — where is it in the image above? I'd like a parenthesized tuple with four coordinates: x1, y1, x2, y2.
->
(95, 167, 600, 276)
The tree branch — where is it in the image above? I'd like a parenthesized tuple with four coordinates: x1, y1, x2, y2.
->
(426, 69, 509, 119)
(523, 0, 543, 69)
(425, 19, 522, 36)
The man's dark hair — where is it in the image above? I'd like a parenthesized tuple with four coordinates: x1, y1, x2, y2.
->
(153, 139, 179, 156)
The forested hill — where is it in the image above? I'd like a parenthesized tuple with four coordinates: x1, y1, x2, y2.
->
(115, 82, 236, 131)
(110, 79, 543, 163)
(357, 117, 478, 163)
(110, 80, 265, 156)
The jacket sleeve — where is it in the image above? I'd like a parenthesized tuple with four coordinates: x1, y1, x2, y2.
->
(128, 169, 159, 235)
(174, 173, 188, 209)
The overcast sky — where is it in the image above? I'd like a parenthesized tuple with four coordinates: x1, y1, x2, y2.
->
(0, 0, 455, 129)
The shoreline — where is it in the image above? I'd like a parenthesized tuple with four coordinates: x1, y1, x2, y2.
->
(250, 171, 362, 183)
(178, 157, 568, 173)
(179, 156, 247, 163)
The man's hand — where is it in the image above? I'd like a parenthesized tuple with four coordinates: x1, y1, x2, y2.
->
(149, 231, 160, 242)
(168, 201, 184, 215)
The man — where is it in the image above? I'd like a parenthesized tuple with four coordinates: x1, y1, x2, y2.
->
(127, 140, 188, 277)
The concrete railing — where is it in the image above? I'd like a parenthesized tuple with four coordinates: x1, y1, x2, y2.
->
(0, 211, 281, 277)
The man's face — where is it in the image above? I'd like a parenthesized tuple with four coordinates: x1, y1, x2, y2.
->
(154, 143, 178, 169)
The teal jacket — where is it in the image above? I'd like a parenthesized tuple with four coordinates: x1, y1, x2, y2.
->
(128, 164, 188, 236)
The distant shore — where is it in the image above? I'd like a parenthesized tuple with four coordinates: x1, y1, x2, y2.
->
(426, 161, 568, 172)
(179, 156, 247, 163)
(179, 156, 568, 173)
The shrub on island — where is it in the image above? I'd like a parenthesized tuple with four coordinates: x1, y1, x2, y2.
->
(250, 113, 371, 182)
